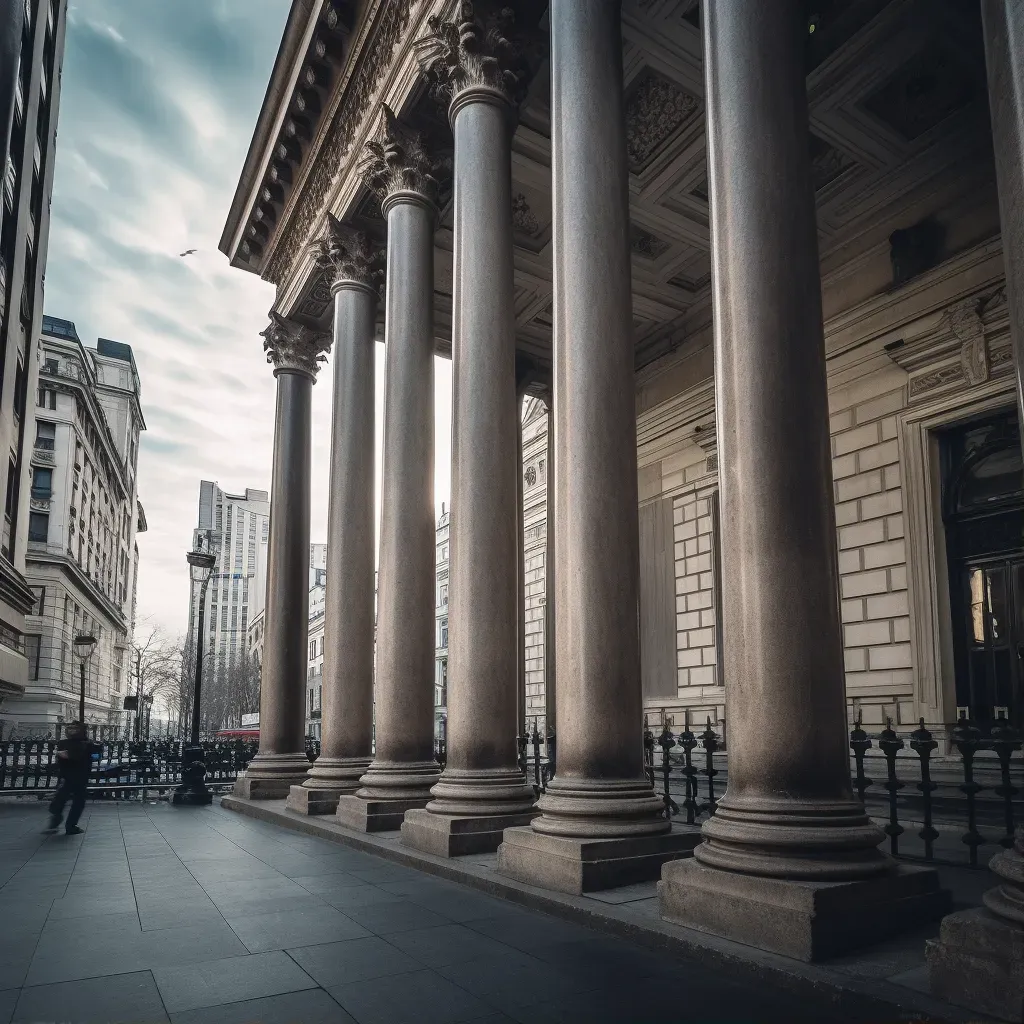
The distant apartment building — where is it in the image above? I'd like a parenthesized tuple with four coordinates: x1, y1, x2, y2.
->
(188, 481, 270, 702)
(305, 582, 325, 740)
(0, 0, 67, 722)
(0, 315, 145, 736)
(521, 398, 549, 738)
(434, 504, 449, 744)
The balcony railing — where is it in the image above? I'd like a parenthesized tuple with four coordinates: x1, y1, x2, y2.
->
(34, 437, 54, 451)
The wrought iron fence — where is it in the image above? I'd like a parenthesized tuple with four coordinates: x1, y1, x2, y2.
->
(0, 738, 320, 796)
(637, 711, 1022, 869)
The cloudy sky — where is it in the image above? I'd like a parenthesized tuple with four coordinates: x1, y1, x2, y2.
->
(45, 1, 453, 640)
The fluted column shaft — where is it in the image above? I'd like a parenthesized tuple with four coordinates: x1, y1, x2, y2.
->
(247, 372, 315, 785)
(427, 86, 534, 817)
(357, 191, 439, 801)
(695, 0, 884, 878)
(531, 0, 665, 837)
(305, 279, 377, 792)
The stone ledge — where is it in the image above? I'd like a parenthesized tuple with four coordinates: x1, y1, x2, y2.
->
(401, 808, 538, 857)
(220, 795, 974, 1023)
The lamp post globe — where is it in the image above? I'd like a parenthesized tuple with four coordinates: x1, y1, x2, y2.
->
(73, 633, 97, 731)
(173, 542, 217, 806)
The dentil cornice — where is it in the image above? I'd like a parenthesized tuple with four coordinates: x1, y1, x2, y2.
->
(359, 104, 443, 206)
(309, 213, 384, 290)
(415, 1, 531, 110)
(261, 312, 331, 378)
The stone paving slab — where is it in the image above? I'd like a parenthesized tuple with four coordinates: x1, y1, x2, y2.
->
(0, 797, 991, 1024)
(222, 794, 1000, 1024)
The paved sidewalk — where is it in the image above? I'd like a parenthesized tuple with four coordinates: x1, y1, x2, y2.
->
(0, 800, 958, 1023)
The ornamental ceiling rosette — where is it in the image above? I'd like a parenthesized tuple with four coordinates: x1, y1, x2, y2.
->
(415, 1, 531, 109)
(309, 213, 384, 290)
(359, 105, 445, 205)
(261, 312, 331, 378)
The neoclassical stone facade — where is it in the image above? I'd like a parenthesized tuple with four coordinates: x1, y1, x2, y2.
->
(220, 0, 1024, 1001)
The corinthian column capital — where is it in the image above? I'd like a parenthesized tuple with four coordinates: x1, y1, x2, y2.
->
(416, 1, 532, 112)
(261, 312, 330, 380)
(310, 214, 384, 292)
(359, 105, 443, 208)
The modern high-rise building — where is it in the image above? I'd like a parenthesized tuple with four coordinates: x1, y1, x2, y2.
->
(188, 481, 269, 705)
(0, 315, 145, 736)
(0, 0, 67, 722)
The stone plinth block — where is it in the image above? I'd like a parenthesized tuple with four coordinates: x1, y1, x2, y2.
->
(659, 857, 950, 961)
(233, 774, 307, 801)
(926, 907, 1024, 1022)
(285, 784, 344, 816)
(401, 808, 538, 858)
(497, 824, 701, 894)
(335, 794, 429, 833)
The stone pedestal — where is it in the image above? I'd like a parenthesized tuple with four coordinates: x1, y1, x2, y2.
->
(335, 794, 429, 834)
(233, 770, 299, 802)
(402, 808, 537, 859)
(661, 858, 948, 962)
(926, 825, 1024, 1021)
(498, 825, 701, 895)
(286, 784, 342, 817)
(926, 907, 1024, 1022)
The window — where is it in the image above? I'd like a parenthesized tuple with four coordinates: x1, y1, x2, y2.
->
(36, 388, 55, 410)
(28, 512, 48, 542)
(4, 457, 16, 519)
(439, 618, 448, 650)
(31, 467, 51, 498)
(438, 584, 448, 608)
(25, 634, 40, 679)
(43, 357, 57, 373)
(35, 420, 55, 450)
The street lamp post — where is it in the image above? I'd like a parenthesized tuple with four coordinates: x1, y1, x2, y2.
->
(73, 634, 98, 728)
(173, 541, 217, 806)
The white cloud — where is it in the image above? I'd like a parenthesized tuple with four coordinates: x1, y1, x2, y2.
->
(45, 1, 454, 640)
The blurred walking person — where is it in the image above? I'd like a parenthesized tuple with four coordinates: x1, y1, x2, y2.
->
(44, 722, 92, 835)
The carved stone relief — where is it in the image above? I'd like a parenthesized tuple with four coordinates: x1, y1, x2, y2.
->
(624, 68, 700, 173)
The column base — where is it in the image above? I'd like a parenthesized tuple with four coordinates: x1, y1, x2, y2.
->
(401, 808, 538, 858)
(926, 907, 1024, 1022)
(233, 773, 309, 800)
(285, 784, 343, 816)
(497, 823, 701, 894)
(659, 857, 950, 962)
(335, 794, 429, 833)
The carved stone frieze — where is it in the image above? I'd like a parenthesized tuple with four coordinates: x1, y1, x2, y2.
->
(945, 297, 988, 386)
(415, 1, 531, 109)
(625, 68, 700, 173)
(265, 0, 415, 286)
(360, 105, 443, 206)
(261, 312, 331, 378)
(309, 213, 384, 289)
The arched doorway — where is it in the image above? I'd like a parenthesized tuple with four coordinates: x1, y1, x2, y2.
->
(942, 409, 1024, 728)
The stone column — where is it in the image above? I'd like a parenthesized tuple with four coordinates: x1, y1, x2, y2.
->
(401, 3, 536, 857)
(924, 6, 1024, 1015)
(496, 0, 698, 895)
(288, 218, 381, 816)
(658, 0, 948, 959)
(542, 391, 555, 757)
(335, 108, 441, 832)
(235, 314, 329, 799)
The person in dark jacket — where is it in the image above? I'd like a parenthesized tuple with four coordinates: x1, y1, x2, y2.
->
(45, 722, 93, 835)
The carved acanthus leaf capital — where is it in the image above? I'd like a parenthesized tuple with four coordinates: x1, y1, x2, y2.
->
(359, 105, 443, 206)
(415, 2, 531, 109)
(309, 213, 383, 290)
(261, 312, 331, 379)
(946, 297, 989, 386)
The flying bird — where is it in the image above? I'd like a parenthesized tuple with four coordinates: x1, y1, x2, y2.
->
(179, 249, 197, 257)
